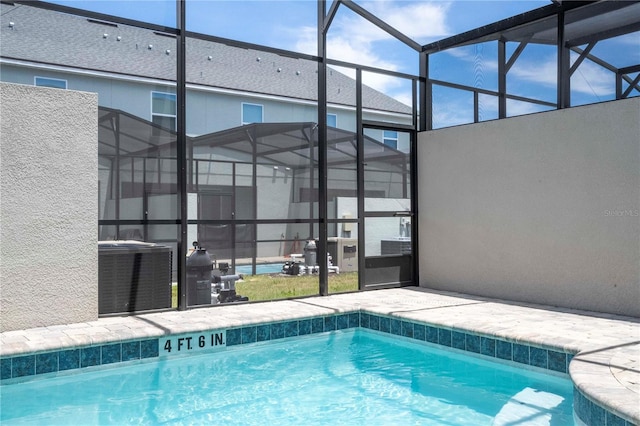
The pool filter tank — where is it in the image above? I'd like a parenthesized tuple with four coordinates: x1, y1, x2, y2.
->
(303, 240, 317, 273)
(186, 242, 214, 305)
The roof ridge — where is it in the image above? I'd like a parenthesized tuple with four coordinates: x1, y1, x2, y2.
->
(0, 2, 412, 114)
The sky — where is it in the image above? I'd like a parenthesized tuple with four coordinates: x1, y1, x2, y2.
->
(48, 0, 638, 127)
(47, 1, 548, 57)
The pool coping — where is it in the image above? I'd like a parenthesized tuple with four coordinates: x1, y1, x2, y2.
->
(1, 287, 638, 425)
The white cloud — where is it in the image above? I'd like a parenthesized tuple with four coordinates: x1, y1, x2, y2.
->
(292, 25, 319, 56)
(510, 54, 615, 97)
(506, 99, 546, 117)
(616, 32, 640, 48)
(446, 46, 619, 99)
(571, 62, 615, 97)
(432, 104, 470, 128)
(477, 93, 498, 119)
(432, 97, 544, 128)
(510, 56, 557, 87)
(293, 1, 452, 101)
(362, 69, 401, 90)
(327, 36, 401, 71)
(444, 45, 499, 74)
(358, 0, 451, 41)
(393, 91, 413, 107)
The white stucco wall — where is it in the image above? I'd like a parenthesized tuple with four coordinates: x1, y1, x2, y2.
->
(0, 82, 98, 331)
(418, 98, 640, 317)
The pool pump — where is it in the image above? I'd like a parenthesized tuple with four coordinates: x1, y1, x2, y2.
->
(282, 240, 339, 275)
(187, 242, 249, 305)
(212, 262, 249, 304)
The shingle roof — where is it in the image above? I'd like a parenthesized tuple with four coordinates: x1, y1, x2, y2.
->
(0, 2, 412, 114)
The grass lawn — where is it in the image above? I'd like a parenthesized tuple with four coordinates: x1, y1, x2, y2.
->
(172, 272, 358, 307)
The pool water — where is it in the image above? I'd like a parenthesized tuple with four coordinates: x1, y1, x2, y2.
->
(235, 263, 283, 275)
(0, 329, 574, 425)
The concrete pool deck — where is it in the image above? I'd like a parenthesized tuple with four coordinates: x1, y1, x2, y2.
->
(1, 287, 638, 424)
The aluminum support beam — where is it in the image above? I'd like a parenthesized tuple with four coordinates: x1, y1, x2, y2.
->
(498, 39, 507, 119)
(567, 22, 640, 48)
(557, 11, 570, 109)
(622, 73, 640, 99)
(176, 0, 188, 310)
(340, 0, 422, 52)
(569, 42, 595, 76)
(324, 0, 340, 32)
(318, 0, 329, 296)
(420, 52, 430, 131)
(474, 92, 479, 123)
(412, 78, 418, 130)
(505, 39, 530, 73)
(619, 64, 640, 99)
(356, 68, 365, 291)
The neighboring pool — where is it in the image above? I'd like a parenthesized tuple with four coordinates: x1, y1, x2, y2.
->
(235, 262, 283, 275)
(0, 329, 574, 425)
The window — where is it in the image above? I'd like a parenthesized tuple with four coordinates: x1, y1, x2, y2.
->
(327, 113, 337, 127)
(383, 130, 398, 149)
(151, 91, 176, 130)
(34, 77, 67, 89)
(242, 103, 263, 125)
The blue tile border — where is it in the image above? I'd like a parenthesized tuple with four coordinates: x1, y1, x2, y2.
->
(58, 349, 80, 371)
(101, 343, 122, 365)
(574, 388, 632, 426)
(438, 328, 452, 347)
(358, 315, 572, 375)
(481, 337, 496, 357)
(0, 311, 630, 426)
(122, 341, 140, 362)
(0, 312, 573, 379)
(12, 355, 35, 378)
(140, 339, 159, 358)
(425, 325, 438, 343)
(81, 346, 101, 368)
(298, 319, 312, 336)
(1, 358, 12, 380)
(496, 339, 512, 361)
(1, 338, 158, 381)
(452, 330, 465, 350)
(256, 324, 270, 342)
(241, 326, 257, 344)
(35, 352, 57, 375)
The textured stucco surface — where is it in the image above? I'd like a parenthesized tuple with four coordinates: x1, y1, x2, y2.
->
(418, 98, 640, 317)
(0, 82, 98, 331)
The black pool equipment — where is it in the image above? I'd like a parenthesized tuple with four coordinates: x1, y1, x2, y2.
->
(281, 259, 301, 275)
(186, 242, 215, 305)
(187, 242, 249, 305)
(98, 241, 172, 314)
(212, 262, 248, 304)
(281, 239, 340, 275)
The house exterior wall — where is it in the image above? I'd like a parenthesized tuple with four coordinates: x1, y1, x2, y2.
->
(0, 64, 173, 121)
(1, 63, 411, 139)
(2, 64, 412, 241)
(418, 97, 640, 317)
(0, 82, 99, 331)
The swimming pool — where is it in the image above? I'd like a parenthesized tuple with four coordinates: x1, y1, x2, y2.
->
(235, 262, 283, 275)
(0, 329, 574, 425)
